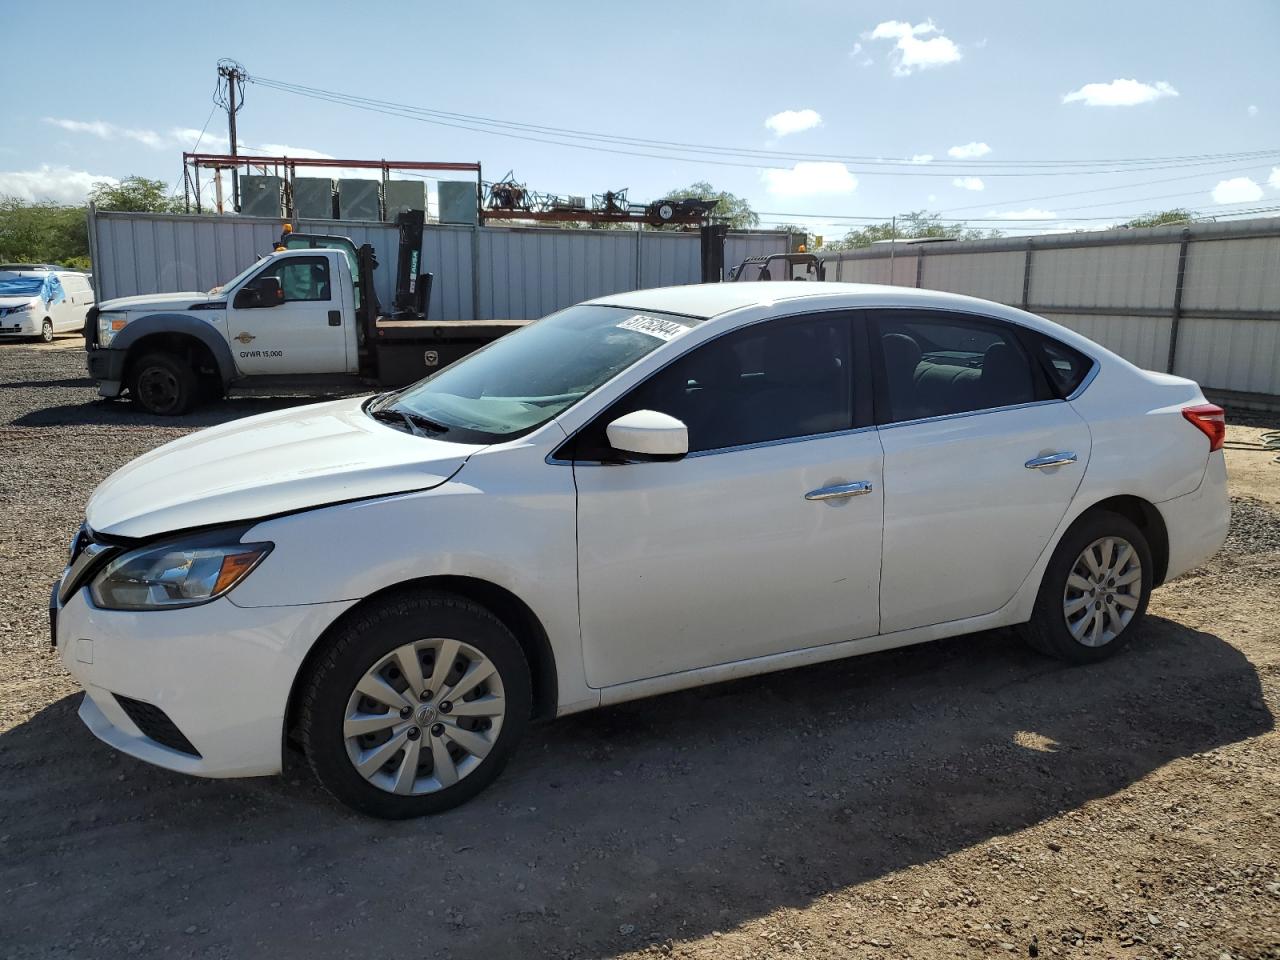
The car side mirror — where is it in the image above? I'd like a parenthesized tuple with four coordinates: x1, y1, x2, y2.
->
(605, 410, 688, 462)
(234, 276, 283, 309)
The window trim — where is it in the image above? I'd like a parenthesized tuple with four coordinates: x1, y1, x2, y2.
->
(250, 254, 333, 304)
(550, 307, 873, 464)
(868, 307, 1058, 429)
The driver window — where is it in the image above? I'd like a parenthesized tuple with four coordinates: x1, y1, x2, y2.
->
(254, 256, 331, 302)
(570, 313, 854, 459)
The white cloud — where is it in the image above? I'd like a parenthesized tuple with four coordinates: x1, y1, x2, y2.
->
(761, 162, 858, 196)
(865, 19, 961, 76)
(1062, 79, 1179, 107)
(908, 154, 933, 164)
(1269, 167, 1280, 190)
(952, 176, 985, 191)
(764, 109, 823, 138)
(1248, 104, 1259, 117)
(43, 117, 332, 159)
(985, 207, 1057, 220)
(947, 141, 991, 159)
(0, 165, 117, 203)
(1211, 176, 1263, 204)
(848, 42, 863, 57)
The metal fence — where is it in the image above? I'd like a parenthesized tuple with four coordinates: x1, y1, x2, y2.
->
(87, 209, 789, 323)
(819, 217, 1280, 410)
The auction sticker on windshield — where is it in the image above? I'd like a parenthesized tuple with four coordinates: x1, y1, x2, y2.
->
(615, 314, 688, 341)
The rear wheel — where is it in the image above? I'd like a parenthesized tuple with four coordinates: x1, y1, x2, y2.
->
(130, 352, 197, 416)
(40, 319, 54, 343)
(300, 591, 532, 819)
(1023, 511, 1152, 663)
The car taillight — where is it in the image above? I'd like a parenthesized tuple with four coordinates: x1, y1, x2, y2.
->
(1182, 403, 1226, 452)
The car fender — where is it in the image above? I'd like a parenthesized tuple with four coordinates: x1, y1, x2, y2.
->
(114, 313, 236, 384)
(229, 440, 595, 715)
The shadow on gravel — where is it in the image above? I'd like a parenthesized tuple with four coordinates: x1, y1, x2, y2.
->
(0, 376, 95, 389)
(10, 396, 326, 428)
(0, 618, 1269, 958)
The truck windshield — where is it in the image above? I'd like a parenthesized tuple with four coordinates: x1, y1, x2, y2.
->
(210, 258, 267, 295)
(375, 304, 703, 443)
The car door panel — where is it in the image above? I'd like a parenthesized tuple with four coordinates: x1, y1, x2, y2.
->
(575, 432, 884, 688)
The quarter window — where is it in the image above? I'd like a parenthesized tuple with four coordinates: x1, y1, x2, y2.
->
(254, 257, 331, 303)
(876, 312, 1040, 424)
(572, 313, 855, 458)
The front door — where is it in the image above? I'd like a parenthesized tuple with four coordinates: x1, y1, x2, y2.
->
(572, 311, 884, 689)
(873, 309, 1092, 633)
(227, 252, 349, 375)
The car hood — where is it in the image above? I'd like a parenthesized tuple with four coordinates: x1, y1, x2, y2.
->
(86, 396, 481, 539)
(0, 296, 39, 309)
(100, 292, 219, 312)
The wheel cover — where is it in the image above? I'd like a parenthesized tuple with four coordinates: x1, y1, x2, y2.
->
(1063, 536, 1143, 647)
(42, 320, 53, 341)
(137, 367, 179, 412)
(343, 638, 506, 796)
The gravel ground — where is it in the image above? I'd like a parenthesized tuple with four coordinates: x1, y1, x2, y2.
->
(1, 338, 1279, 960)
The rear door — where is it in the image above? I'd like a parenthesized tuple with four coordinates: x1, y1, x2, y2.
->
(226, 252, 350, 376)
(873, 309, 1092, 633)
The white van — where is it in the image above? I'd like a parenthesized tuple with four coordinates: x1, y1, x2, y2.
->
(0, 265, 96, 341)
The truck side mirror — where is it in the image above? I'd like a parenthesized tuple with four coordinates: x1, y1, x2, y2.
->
(234, 276, 284, 309)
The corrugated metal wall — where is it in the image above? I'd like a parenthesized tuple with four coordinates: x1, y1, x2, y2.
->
(819, 218, 1280, 408)
(89, 210, 789, 323)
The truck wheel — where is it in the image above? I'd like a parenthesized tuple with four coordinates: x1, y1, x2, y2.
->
(40, 319, 54, 343)
(130, 352, 197, 416)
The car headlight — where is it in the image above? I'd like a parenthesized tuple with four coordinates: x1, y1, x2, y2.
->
(89, 537, 273, 610)
(9, 301, 33, 314)
(97, 311, 128, 346)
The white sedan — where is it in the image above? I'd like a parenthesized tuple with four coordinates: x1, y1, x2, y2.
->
(53, 282, 1230, 818)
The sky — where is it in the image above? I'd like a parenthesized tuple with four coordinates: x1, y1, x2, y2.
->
(3, 0, 1279, 240)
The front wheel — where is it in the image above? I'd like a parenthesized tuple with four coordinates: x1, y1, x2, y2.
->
(300, 591, 532, 818)
(40, 319, 54, 343)
(1022, 511, 1153, 663)
(129, 352, 197, 416)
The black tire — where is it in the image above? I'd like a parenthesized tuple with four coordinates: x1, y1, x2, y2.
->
(129, 352, 197, 416)
(40, 319, 54, 343)
(299, 591, 532, 819)
(1023, 510, 1153, 663)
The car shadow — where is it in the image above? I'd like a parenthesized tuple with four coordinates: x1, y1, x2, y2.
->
(0, 617, 1269, 958)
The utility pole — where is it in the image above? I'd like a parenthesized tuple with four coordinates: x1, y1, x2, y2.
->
(216, 59, 246, 212)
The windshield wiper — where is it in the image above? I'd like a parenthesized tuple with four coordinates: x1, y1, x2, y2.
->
(368, 405, 449, 436)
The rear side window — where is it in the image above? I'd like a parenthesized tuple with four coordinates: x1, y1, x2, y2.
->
(875, 312, 1042, 424)
(1033, 335, 1094, 398)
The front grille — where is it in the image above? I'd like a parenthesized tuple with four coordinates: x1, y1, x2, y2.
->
(114, 695, 202, 757)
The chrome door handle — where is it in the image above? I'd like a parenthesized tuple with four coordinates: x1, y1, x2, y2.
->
(1025, 452, 1078, 470)
(805, 480, 874, 501)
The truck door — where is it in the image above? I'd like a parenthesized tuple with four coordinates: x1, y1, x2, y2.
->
(226, 251, 350, 376)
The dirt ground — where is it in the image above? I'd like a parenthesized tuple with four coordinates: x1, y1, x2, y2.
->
(1, 338, 1278, 960)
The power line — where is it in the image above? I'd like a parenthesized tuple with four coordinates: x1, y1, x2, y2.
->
(246, 73, 1280, 178)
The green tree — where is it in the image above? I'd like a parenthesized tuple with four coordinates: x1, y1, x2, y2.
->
(88, 176, 182, 213)
(1122, 208, 1196, 229)
(826, 210, 1000, 250)
(0, 198, 90, 266)
(664, 181, 759, 230)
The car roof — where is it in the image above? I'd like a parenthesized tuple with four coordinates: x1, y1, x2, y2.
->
(588, 281, 1001, 320)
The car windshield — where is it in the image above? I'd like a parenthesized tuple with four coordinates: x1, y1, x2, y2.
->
(210, 257, 268, 295)
(0, 277, 45, 297)
(375, 304, 703, 443)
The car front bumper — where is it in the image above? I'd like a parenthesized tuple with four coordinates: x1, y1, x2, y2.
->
(54, 583, 355, 778)
(0, 312, 40, 336)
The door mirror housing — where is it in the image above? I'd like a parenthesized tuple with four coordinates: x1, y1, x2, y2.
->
(233, 275, 284, 309)
(605, 410, 688, 461)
